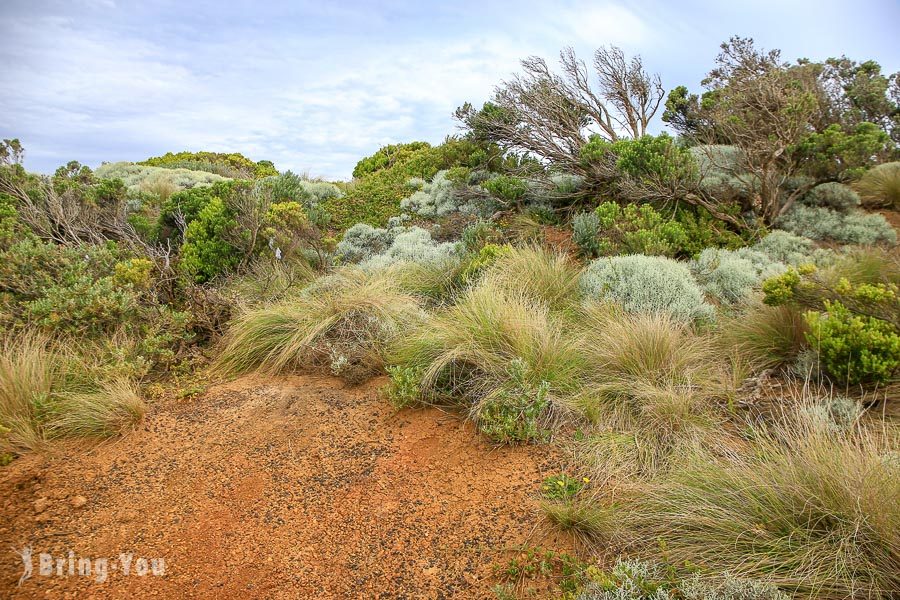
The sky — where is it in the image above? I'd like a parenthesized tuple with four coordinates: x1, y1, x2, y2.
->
(1, 0, 898, 180)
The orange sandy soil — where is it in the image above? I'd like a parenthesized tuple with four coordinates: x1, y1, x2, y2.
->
(0, 375, 573, 599)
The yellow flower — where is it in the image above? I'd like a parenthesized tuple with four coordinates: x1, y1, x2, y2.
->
(583, 477, 590, 483)
(557, 480, 565, 486)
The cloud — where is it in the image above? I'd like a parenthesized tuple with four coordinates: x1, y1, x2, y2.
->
(2, 0, 896, 179)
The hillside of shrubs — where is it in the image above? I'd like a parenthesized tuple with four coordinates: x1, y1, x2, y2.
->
(2, 38, 899, 598)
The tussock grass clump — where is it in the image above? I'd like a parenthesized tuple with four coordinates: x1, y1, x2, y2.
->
(855, 161, 900, 209)
(596, 418, 900, 599)
(541, 496, 614, 543)
(481, 245, 581, 310)
(572, 305, 720, 473)
(216, 268, 423, 383)
(719, 301, 809, 370)
(47, 378, 146, 440)
(388, 278, 583, 441)
(0, 332, 146, 453)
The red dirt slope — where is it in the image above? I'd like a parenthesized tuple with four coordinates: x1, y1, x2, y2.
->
(0, 375, 565, 599)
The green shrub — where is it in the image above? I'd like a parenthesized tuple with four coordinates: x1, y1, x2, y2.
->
(0, 239, 142, 335)
(776, 205, 897, 245)
(482, 175, 529, 207)
(113, 258, 154, 290)
(476, 358, 552, 444)
(596, 202, 688, 258)
(385, 364, 424, 408)
(580, 255, 714, 322)
(178, 196, 241, 282)
(351, 141, 432, 178)
(800, 182, 860, 212)
(805, 300, 900, 385)
(573, 211, 601, 257)
(328, 138, 492, 230)
(26, 274, 138, 336)
(157, 180, 246, 239)
(854, 161, 900, 209)
(141, 151, 277, 179)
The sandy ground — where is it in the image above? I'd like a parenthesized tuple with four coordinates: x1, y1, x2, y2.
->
(0, 374, 571, 599)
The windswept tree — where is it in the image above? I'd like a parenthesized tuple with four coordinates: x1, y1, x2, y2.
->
(663, 37, 894, 225)
(456, 46, 664, 177)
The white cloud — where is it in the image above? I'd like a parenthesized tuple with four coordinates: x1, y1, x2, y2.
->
(0, 1, 655, 178)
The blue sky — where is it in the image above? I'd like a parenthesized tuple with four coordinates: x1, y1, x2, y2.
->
(1, 0, 898, 179)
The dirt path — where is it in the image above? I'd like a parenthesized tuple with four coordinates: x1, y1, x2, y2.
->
(0, 375, 568, 598)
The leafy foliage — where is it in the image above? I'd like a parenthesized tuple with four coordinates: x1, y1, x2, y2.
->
(580, 255, 714, 322)
(179, 196, 241, 282)
(806, 300, 900, 385)
(141, 151, 277, 179)
(775, 204, 897, 245)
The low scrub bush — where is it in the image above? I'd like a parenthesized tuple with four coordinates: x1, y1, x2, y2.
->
(691, 247, 784, 305)
(763, 260, 900, 385)
(573, 202, 695, 259)
(753, 230, 815, 265)
(854, 162, 900, 209)
(806, 300, 900, 386)
(776, 205, 897, 245)
(216, 268, 422, 383)
(94, 162, 229, 200)
(580, 255, 714, 322)
(140, 151, 277, 179)
(335, 222, 397, 264)
(328, 138, 494, 230)
(400, 170, 490, 219)
(799, 182, 860, 212)
(575, 558, 789, 600)
(360, 226, 460, 271)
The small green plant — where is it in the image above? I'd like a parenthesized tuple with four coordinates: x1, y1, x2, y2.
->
(493, 547, 588, 596)
(482, 175, 529, 208)
(476, 359, 551, 444)
(573, 211, 601, 257)
(805, 301, 900, 385)
(385, 364, 424, 408)
(458, 243, 511, 284)
(540, 473, 585, 500)
(179, 196, 241, 282)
